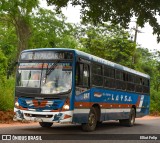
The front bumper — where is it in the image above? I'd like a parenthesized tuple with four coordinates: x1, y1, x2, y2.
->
(14, 108, 73, 123)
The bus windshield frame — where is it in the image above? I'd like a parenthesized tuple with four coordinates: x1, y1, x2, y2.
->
(16, 50, 74, 97)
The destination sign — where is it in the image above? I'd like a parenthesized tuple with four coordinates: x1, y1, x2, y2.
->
(20, 51, 73, 60)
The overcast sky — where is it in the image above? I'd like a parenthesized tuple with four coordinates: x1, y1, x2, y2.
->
(41, 0, 160, 52)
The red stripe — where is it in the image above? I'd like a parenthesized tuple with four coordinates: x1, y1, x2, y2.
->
(32, 100, 38, 107)
(39, 100, 48, 108)
(64, 114, 72, 119)
(136, 96, 141, 106)
(74, 101, 140, 109)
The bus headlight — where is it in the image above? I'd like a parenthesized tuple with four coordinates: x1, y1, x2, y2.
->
(15, 101, 19, 107)
(63, 104, 70, 110)
(62, 98, 70, 110)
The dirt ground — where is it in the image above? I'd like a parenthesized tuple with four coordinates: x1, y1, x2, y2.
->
(0, 115, 159, 128)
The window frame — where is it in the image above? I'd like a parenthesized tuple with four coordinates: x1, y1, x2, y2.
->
(76, 59, 90, 88)
(91, 62, 103, 87)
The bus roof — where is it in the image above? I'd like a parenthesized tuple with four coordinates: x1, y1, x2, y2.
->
(22, 48, 150, 79)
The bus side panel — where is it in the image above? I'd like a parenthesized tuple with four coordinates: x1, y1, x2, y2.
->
(73, 89, 91, 123)
(73, 87, 150, 123)
(90, 88, 149, 121)
(136, 95, 150, 118)
(90, 88, 131, 121)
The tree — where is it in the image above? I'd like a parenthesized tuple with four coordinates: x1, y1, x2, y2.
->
(29, 8, 78, 49)
(134, 48, 160, 92)
(77, 24, 136, 67)
(0, 0, 39, 57)
(46, 0, 160, 42)
(0, 22, 17, 78)
(0, 50, 7, 83)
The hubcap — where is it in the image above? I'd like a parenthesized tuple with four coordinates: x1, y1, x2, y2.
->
(131, 113, 135, 125)
(89, 113, 96, 126)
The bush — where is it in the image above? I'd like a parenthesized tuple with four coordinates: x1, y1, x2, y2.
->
(150, 88, 160, 115)
(0, 50, 7, 84)
(0, 77, 15, 111)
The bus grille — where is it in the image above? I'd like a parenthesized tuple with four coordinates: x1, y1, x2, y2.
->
(24, 113, 53, 118)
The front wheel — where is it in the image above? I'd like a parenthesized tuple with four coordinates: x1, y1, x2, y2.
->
(119, 108, 136, 127)
(39, 122, 53, 128)
(82, 107, 97, 132)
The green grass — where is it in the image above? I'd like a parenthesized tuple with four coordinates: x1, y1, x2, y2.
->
(0, 77, 14, 111)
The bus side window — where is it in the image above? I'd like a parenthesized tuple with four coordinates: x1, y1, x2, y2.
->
(76, 62, 90, 87)
(76, 63, 82, 85)
(83, 64, 89, 87)
(79, 63, 84, 85)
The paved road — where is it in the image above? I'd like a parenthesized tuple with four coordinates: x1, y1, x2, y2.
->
(0, 118, 160, 143)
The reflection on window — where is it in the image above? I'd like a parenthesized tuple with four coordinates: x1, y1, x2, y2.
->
(17, 70, 41, 88)
(76, 63, 90, 87)
(16, 62, 72, 94)
(41, 68, 72, 94)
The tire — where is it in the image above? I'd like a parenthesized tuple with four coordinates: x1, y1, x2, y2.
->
(97, 121, 103, 127)
(119, 108, 136, 127)
(39, 122, 53, 128)
(82, 107, 97, 132)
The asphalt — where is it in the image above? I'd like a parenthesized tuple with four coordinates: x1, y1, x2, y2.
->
(0, 117, 160, 143)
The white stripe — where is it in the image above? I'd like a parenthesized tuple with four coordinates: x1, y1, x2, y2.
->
(101, 109, 106, 113)
(139, 95, 144, 108)
(137, 109, 141, 112)
(74, 109, 90, 114)
(28, 109, 36, 111)
(14, 108, 73, 115)
(74, 108, 131, 114)
(106, 108, 130, 113)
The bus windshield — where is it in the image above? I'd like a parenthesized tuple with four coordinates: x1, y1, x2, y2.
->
(16, 62, 72, 94)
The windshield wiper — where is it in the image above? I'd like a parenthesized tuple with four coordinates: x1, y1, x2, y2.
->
(26, 70, 31, 86)
(46, 60, 60, 76)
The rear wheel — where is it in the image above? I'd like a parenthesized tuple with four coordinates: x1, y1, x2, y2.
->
(119, 108, 136, 127)
(39, 122, 53, 128)
(82, 107, 97, 132)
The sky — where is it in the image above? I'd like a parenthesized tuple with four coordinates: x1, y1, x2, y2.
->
(40, 0, 160, 52)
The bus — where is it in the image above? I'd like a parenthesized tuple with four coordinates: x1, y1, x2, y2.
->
(14, 48, 150, 131)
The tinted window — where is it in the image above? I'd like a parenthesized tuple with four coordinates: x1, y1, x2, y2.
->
(143, 78, 149, 86)
(91, 63, 103, 86)
(104, 77, 115, 88)
(135, 76, 143, 85)
(104, 67, 115, 78)
(128, 74, 134, 83)
(92, 75, 103, 86)
(92, 64, 102, 75)
(76, 62, 90, 87)
(115, 70, 123, 80)
(83, 64, 90, 86)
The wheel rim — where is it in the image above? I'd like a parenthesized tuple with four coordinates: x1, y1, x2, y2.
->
(88, 113, 96, 127)
(131, 112, 135, 125)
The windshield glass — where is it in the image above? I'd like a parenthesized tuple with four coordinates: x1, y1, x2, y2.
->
(16, 62, 72, 94)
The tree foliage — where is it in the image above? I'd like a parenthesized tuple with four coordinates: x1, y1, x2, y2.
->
(0, 50, 7, 83)
(0, 0, 39, 56)
(29, 8, 78, 49)
(76, 24, 136, 67)
(46, 0, 160, 42)
(0, 21, 17, 77)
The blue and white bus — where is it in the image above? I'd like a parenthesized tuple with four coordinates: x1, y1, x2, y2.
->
(14, 48, 150, 131)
